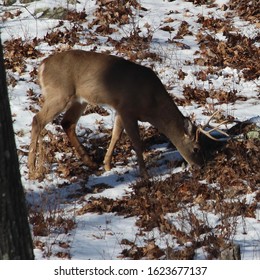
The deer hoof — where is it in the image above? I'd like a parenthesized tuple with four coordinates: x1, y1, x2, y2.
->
(104, 163, 111, 172)
(80, 154, 97, 170)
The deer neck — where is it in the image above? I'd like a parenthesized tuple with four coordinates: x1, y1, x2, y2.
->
(149, 96, 187, 145)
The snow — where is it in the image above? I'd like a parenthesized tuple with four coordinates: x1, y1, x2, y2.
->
(71, 214, 138, 260)
(1, 0, 260, 260)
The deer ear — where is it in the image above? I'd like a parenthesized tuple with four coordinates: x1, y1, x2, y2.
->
(184, 118, 194, 137)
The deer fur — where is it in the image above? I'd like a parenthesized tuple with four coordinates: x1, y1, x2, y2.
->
(28, 50, 204, 179)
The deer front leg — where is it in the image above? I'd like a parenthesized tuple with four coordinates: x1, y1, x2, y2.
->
(61, 101, 97, 169)
(104, 114, 124, 171)
(120, 115, 148, 179)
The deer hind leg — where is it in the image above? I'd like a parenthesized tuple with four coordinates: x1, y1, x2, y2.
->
(61, 101, 97, 169)
(104, 114, 124, 171)
(120, 114, 148, 178)
(28, 94, 69, 179)
(28, 113, 44, 177)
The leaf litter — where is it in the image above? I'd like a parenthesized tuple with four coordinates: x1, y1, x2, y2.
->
(1, 0, 260, 259)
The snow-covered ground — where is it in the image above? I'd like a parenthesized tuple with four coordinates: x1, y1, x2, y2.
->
(1, 0, 260, 259)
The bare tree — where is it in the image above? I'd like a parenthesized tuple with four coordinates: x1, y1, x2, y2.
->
(0, 39, 34, 259)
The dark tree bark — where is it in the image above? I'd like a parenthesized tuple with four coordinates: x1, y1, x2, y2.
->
(0, 38, 34, 259)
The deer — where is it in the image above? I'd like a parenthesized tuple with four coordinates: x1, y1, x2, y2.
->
(28, 50, 218, 179)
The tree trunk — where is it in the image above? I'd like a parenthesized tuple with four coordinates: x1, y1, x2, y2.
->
(0, 39, 34, 259)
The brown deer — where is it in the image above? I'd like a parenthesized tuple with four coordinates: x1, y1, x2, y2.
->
(28, 50, 205, 179)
